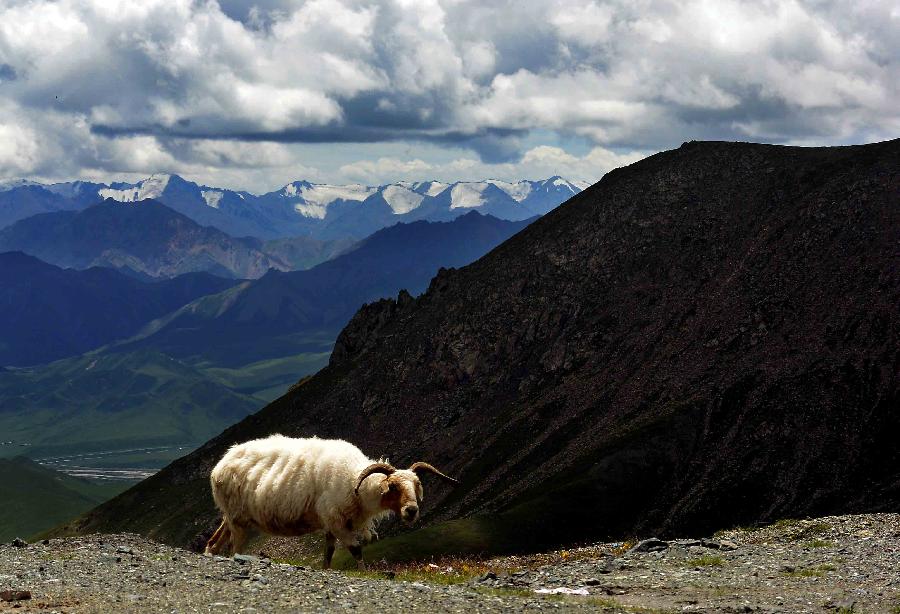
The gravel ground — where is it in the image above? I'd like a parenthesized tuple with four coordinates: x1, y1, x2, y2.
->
(1, 513, 898, 613)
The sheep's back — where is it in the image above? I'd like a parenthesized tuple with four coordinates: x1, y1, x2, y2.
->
(210, 435, 370, 530)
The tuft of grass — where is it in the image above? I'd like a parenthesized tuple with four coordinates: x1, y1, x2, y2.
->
(794, 522, 832, 540)
(801, 539, 833, 549)
(685, 555, 725, 567)
(784, 563, 836, 578)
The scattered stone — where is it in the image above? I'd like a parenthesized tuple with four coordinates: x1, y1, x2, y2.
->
(116, 546, 133, 554)
(0, 514, 896, 612)
(234, 554, 259, 565)
(832, 598, 857, 611)
(0, 590, 31, 602)
(535, 587, 590, 596)
(701, 538, 738, 551)
(629, 538, 669, 553)
(10, 537, 27, 548)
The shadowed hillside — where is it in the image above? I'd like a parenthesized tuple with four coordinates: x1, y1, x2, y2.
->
(119, 212, 534, 365)
(0, 253, 239, 366)
(57, 140, 899, 554)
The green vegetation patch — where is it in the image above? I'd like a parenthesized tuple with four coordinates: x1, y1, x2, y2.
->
(0, 457, 130, 541)
(201, 352, 330, 402)
(783, 563, 837, 578)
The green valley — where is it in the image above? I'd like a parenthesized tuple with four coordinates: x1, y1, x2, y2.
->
(0, 456, 130, 541)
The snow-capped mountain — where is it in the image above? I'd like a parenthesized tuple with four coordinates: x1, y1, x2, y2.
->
(0, 174, 587, 240)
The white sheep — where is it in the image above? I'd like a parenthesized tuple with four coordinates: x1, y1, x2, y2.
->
(203, 434, 458, 569)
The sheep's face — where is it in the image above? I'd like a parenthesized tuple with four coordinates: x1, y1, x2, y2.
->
(379, 470, 423, 525)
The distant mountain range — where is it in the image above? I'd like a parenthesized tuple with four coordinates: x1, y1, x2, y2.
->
(0, 200, 347, 279)
(0, 174, 584, 240)
(118, 211, 534, 366)
(0, 252, 239, 366)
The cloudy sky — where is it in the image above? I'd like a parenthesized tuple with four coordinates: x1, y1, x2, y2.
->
(0, 0, 897, 192)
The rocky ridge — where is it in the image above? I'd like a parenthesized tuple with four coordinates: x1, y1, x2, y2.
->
(2, 514, 898, 612)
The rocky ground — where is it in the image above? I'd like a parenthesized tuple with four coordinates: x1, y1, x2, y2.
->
(1, 514, 898, 613)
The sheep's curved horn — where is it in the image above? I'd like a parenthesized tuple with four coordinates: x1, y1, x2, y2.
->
(355, 463, 395, 493)
(409, 462, 460, 485)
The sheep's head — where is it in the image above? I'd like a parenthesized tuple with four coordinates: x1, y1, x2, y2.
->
(355, 462, 459, 525)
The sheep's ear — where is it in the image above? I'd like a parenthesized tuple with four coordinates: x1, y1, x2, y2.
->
(415, 482, 424, 502)
(379, 477, 391, 495)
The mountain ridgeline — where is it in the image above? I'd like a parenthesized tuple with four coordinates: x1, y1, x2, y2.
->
(0, 253, 239, 366)
(0, 175, 583, 241)
(118, 212, 534, 365)
(58, 140, 899, 555)
(0, 200, 299, 279)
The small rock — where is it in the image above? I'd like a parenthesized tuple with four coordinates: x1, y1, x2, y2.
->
(0, 590, 31, 602)
(116, 546, 133, 554)
(234, 554, 259, 565)
(701, 538, 737, 551)
(629, 538, 669, 553)
(833, 598, 856, 611)
(479, 572, 498, 583)
(10, 538, 27, 548)
(41, 539, 49, 546)
(251, 574, 269, 585)
(583, 578, 602, 586)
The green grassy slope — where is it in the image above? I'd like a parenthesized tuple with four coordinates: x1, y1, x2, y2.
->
(0, 350, 263, 458)
(0, 456, 130, 541)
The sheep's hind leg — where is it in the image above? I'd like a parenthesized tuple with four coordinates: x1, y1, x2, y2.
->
(347, 544, 365, 571)
(204, 520, 229, 555)
(323, 532, 336, 570)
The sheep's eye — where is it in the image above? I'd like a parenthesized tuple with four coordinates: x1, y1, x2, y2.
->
(388, 483, 398, 491)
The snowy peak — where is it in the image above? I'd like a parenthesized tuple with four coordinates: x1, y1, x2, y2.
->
(0, 175, 584, 240)
(380, 184, 424, 215)
(488, 179, 535, 202)
(99, 174, 174, 203)
(448, 182, 490, 209)
(201, 190, 223, 209)
(410, 181, 449, 197)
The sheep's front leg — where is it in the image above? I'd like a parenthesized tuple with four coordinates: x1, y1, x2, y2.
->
(347, 544, 365, 570)
(323, 532, 336, 570)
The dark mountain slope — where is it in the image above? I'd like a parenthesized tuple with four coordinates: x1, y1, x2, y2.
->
(0, 253, 239, 366)
(119, 212, 534, 365)
(0, 200, 291, 279)
(61, 140, 899, 551)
